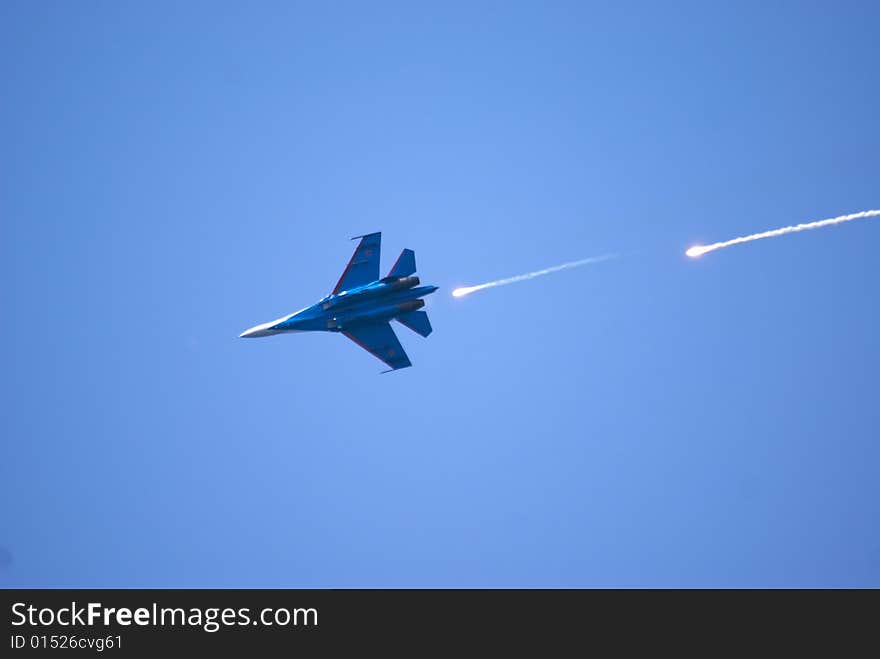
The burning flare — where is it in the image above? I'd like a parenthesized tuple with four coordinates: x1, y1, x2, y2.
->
(452, 254, 617, 298)
(687, 209, 880, 258)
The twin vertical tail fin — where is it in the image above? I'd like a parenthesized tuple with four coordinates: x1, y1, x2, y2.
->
(387, 249, 416, 278)
(389, 249, 431, 337)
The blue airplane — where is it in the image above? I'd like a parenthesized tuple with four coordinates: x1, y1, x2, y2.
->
(240, 232, 437, 371)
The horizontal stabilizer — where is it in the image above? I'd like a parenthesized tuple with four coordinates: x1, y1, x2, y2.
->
(396, 310, 432, 337)
(387, 249, 416, 278)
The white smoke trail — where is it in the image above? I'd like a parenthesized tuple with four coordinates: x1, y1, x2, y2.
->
(452, 254, 617, 297)
(686, 209, 880, 258)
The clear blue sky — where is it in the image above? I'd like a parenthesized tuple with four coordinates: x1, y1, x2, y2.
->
(2, 1, 878, 587)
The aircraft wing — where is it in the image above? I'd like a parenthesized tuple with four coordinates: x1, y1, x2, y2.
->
(342, 322, 412, 371)
(332, 232, 381, 294)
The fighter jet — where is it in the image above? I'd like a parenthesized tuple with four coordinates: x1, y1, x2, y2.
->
(240, 232, 437, 371)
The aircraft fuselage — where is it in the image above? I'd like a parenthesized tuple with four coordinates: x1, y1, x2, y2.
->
(240, 277, 438, 338)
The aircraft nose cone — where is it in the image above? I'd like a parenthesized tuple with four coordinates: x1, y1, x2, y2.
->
(239, 321, 278, 338)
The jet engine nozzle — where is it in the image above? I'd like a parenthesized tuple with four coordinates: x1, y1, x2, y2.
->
(390, 276, 420, 291)
(397, 299, 425, 313)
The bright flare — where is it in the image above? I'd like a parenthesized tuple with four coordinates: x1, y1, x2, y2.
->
(452, 254, 617, 298)
(686, 209, 880, 258)
(686, 245, 712, 258)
